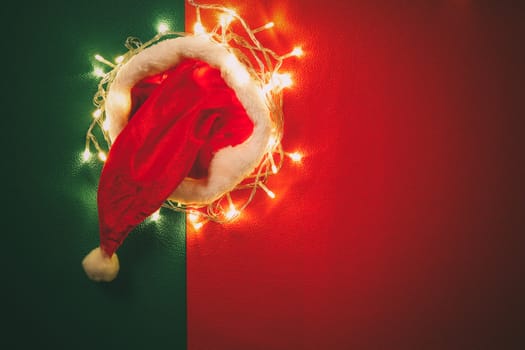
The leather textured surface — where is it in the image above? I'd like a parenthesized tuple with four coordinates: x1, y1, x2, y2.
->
(186, 1, 525, 349)
(5, 1, 187, 349)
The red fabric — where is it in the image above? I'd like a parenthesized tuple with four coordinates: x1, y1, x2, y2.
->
(98, 59, 254, 256)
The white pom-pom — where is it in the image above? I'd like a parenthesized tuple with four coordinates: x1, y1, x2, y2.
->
(82, 247, 120, 282)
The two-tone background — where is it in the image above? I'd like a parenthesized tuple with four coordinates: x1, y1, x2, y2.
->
(5, 0, 524, 349)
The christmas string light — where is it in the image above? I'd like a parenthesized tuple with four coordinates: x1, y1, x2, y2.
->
(83, 0, 304, 227)
(150, 209, 161, 222)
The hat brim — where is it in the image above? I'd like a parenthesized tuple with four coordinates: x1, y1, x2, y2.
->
(105, 36, 271, 205)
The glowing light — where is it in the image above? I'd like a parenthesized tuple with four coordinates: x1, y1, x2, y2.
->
(263, 73, 293, 93)
(288, 152, 303, 162)
(193, 22, 206, 34)
(269, 153, 279, 173)
(150, 209, 161, 221)
(290, 47, 304, 57)
(188, 211, 200, 223)
(268, 135, 277, 148)
(115, 55, 124, 64)
(92, 109, 102, 119)
(219, 12, 235, 27)
(254, 21, 274, 33)
(98, 151, 107, 162)
(94, 54, 115, 68)
(93, 67, 105, 77)
(274, 73, 293, 88)
(157, 22, 169, 34)
(225, 205, 240, 220)
(259, 183, 276, 199)
(188, 211, 205, 230)
(102, 119, 110, 131)
(82, 149, 91, 162)
(192, 221, 204, 231)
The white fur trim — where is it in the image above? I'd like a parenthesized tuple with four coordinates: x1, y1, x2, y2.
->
(106, 36, 271, 205)
(82, 247, 120, 282)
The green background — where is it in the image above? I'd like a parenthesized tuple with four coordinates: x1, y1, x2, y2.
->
(5, 1, 186, 348)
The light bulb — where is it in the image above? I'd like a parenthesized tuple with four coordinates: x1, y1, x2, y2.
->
(194, 22, 206, 34)
(102, 119, 110, 131)
(98, 151, 107, 162)
(92, 109, 102, 119)
(219, 12, 235, 27)
(259, 183, 276, 199)
(192, 221, 204, 231)
(115, 56, 124, 64)
(268, 135, 277, 148)
(263, 73, 293, 93)
(93, 67, 105, 77)
(188, 212, 200, 223)
(264, 22, 274, 29)
(151, 209, 161, 221)
(93, 54, 115, 68)
(291, 47, 304, 57)
(288, 152, 303, 162)
(157, 22, 169, 34)
(274, 73, 293, 88)
(82, 149, 91, 162)
(225, 203, 240, 220)
(254, 21, 274, 33)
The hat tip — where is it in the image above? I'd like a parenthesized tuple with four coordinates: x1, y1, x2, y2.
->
(82, 247, 120, 282)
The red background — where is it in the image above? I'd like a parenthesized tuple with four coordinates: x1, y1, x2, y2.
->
(186, 1, 524, 349)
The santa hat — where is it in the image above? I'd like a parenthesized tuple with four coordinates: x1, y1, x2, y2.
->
(82, 35, 271, 282)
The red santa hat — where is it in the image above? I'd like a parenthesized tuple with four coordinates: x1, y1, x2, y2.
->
(82, 35, 271, 281)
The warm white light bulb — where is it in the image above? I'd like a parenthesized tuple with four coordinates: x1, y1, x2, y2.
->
(254, 21, 275, 34)
(82, 149, 91, 162)
(93, 67, 105, 77)
(264, 22, 274, 29)
(268, 135, 277, 148)
(92, 109, 102, 119)
(275, 73, 293, 88)
(188, 211, 205, 230)
(259, 183, 276, 199)
(98, 151, 107, 162)
(288, 152, 303, 162)
(115, 55, 124, 64)
(271, 164, 278, 174)
(219, 12, 235, 27)
(264, 73, 294, 93)
(94, 54, 104, 62)
(291, 47, 304, 57)
(151, 209, 161, 221)
(225, 207, 239, 220)
(192, 221, 204, 231)
(102, 119, 110, 131)
(188, 212, 200, 223)
(194, 22, 206, 34)
(157, 22, 169, 34)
